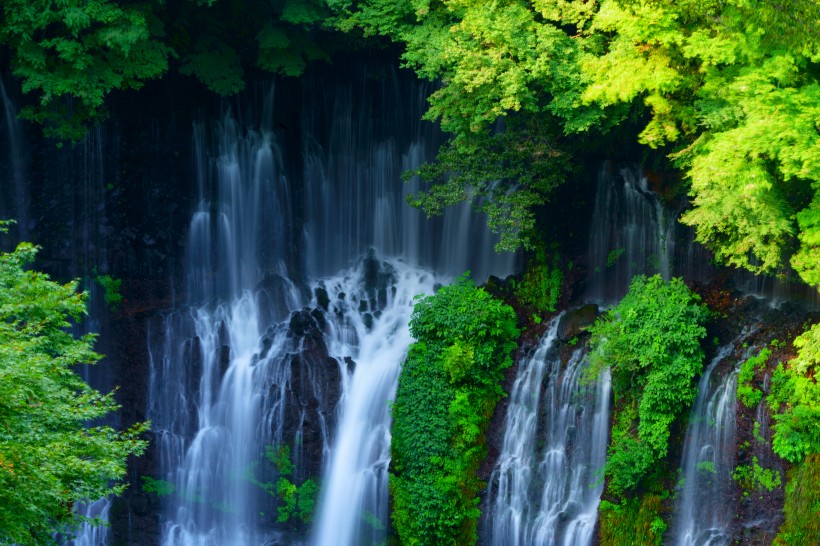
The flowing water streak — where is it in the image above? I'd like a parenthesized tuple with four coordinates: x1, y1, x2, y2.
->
(312, 259, 440, 546)
(489, 318, 611, 546)
(586, 164, 672, 303)
(151, 117, 305, 546)
(0, 77, 27, 238)
(150, 67, 516, 545)
(68, 498, 112, 546)
(673, 335, 756, 546)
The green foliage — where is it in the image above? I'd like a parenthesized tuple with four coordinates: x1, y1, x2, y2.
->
(774, 454, 820, 546)
(767, 322, 820, 463)
(267, 444, 294, 476)
(0, 0, 170, 140)
(0, 0, 335, 140)
(515, 245, 563, 313)
(329, 0, 820, 286)
(141, 476, 175, 497)
(390, 274, 519, 545)
(732, 456, 782, 495)
(588, 275, 708, 496)
(94, 274, 123, 312)
(0, 222, 148, 545)
(335, 0, 599, 252)
(584, 0, 820, 283)
(738, 348, 771, 409)
(599, 495, 665, 546)
(405, 116, 571, 252)
(257, 444, 317, 524)
(274, 478, 318, 524)
(606, 247, 625, 268)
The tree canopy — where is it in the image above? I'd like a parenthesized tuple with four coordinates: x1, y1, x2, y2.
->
(0, 223, 147, 545)
(328, 0, 820, 288)
(0, 0, 334, 140)
(1, 0, 819, 291)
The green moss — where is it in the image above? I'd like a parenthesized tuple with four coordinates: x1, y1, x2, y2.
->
(599, 494, 665, 546)
(774, 454, 820, 545)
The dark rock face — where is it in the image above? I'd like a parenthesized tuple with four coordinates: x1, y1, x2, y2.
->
(105, 280, 175, 546)
(282, 314, 342, 480)
(557, 304, 599, 341)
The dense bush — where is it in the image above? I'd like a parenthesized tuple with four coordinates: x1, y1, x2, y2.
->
(588, 275, 709, 496)
(768, 323, 820, 463)
(390, 275, 519, 545)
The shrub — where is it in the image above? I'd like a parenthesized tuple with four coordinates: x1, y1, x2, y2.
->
(737, 348, 771, 409)
(390, 274, 519, 545)
(588, 275, 708, 496)
(768, 323, 820, 463)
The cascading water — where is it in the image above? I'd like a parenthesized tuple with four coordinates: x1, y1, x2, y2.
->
(311, 258, 440, 546)
(585, 164, 673, 302)
(672, 333, 757, 545)
(150, 116, 302, 546)
(487, 316, 612, 546)
(0, 77, 28, 239)
(68, 498, 112, 546)
(149, 66, 514, 546)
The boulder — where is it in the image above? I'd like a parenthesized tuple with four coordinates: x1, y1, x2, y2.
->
(557, 304, 599, 341)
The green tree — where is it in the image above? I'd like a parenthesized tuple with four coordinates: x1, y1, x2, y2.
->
(0, 0, 335, 140)
(329, 0, 820, 287)
(0, 222, 148, 545)
(0, 0, 170, 140)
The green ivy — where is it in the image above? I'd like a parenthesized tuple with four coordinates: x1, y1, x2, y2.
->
(390, 274, 519, 545)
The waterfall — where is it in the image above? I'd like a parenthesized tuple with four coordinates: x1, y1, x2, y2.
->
(68, 498, 112, 546)
(0, 77, 28, 239)
(148, 66, 514, 546)
(311, 258, 439, 546)
(585, 164, 673, 302)
(487, 316, 612, 546)
(672, 334, 756, 545)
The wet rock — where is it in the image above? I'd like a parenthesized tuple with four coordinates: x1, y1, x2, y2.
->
(288, 308, 317, 338)
(344, 356, 356, 374)
(557, 304, 599, 341)
(217, 345, 231, 377)
(310, 308, 326, 330)
(256, 273, 297, 325)
(361, 250, 397, 308)
(315, 286, 330, 311)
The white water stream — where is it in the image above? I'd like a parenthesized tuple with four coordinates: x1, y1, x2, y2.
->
(488, 316, 611, 546)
